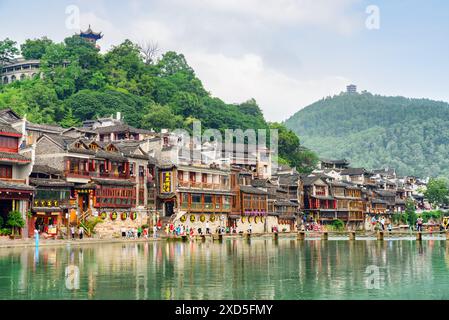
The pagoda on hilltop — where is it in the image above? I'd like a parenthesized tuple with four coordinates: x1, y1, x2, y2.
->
(78, 25, 103, 48)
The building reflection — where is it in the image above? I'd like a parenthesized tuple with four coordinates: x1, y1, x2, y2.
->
(0, 239, 447, 299)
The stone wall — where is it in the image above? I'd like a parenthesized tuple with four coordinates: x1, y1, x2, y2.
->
(175, 213, 227, 234)
(93, 211, 149, 239)
(235, 217, 266, 234)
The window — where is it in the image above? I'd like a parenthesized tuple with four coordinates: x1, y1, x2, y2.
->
(192, 194, 202, 203)
(0, 136, 18, 152)
(0, 165, 12, 179)
(139, 166, 145, 178)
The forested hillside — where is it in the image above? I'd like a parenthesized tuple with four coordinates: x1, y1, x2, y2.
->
(285, 92, 449, 178)
(0, 36, 317, 172)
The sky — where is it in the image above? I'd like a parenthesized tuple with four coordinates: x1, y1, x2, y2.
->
(0, 0, 448, 121)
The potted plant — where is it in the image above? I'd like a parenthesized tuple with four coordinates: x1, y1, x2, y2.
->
(7, 211, 25, 239)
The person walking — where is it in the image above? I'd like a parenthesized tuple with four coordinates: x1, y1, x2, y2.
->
(380, 217, 386, 231)
(205, 221, 210, 235)
(417, 216, 424, 232)
(371, 216, 377, 232)
(71, 226, 75, 240)
(152, 225, 157, 239)
(78, 227, 84, 240)
(137, 226, 142, 238)
(248, 223, 252, 234)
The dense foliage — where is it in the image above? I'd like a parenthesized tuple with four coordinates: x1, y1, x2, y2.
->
(285, 92, 449, 177)
(424, 178, 449, 208)
(0, 37, 317, 172)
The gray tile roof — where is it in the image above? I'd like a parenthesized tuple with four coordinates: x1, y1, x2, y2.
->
(240, 185, 268, 195)
(0, 123, 20, 135)
(0, 152, 31, 162)
(0, 180, 34, 192)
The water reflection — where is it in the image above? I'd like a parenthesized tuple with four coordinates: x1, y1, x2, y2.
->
(0, 240, 448, 300)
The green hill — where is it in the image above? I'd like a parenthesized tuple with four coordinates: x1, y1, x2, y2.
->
(284, 92, 449, 178)
(0, 36, 317, 172)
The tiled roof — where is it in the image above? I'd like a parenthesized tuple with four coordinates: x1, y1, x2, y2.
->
(0, 123, 21, 135)
(91, 178, 135, 186)
(277, 174, 300, 186)
(95, 124, 153, 135)
(0, 152, 31, 162)
(341, 168, 372, 176)
(375, 190, 396, 197)
(26, 122, 64, 133)
(31, 165, 62, 176)
(320, 158, 350, 165)
(44, 134, 77, 149)
(240, 185, 268, 195)
(30, 178, 73, 188)
(302, 175, 322, 187)
(0, 180, 34, 192)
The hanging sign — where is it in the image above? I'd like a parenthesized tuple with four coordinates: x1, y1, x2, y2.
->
(161, 172, 172, 193)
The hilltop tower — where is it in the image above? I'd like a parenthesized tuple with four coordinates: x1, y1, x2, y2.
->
(78, 25, 103, 49)
(346, 84, 357, 94)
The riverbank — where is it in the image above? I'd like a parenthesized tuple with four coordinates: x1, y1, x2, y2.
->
(0, 232, 300, 249)
(1, 230, 448, 249)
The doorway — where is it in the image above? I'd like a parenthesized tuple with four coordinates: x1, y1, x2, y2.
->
(78, 193, 90, 213)
(0, 200, 12, 226)
(164, 201, 174, 217)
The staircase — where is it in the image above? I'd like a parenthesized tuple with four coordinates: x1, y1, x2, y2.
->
(78, 210, 92, 237)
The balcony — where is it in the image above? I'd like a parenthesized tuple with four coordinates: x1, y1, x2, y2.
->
(0, 178, 27, 184)
(98, 171, 130, 179)
(65, 170, 90, 179)
(185, 202, 231, 212)
(178, 181, 230, 191)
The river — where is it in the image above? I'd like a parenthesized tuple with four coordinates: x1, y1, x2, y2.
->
(0, 238, 448, 300)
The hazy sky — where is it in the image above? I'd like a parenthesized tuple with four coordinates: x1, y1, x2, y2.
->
(1, 0, 448, 121)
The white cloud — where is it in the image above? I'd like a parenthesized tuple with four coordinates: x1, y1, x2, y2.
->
(187, 52, 349, 121)
(168, 0, 362, 34)
(69, 1, 358, 121)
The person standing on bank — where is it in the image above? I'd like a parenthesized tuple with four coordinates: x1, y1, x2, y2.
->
(79, 227, 84, 240)
(71, 226, 75, 240)
(417, 216, 424, 232)
(205, 221, 210, 235)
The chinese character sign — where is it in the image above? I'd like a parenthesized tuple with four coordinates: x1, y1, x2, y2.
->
(161, 172, 172, 193)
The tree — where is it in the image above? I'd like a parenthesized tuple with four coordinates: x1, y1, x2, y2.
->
(7, 211, 25, 236)
(269, 122, 318, 173)
(20, 37, 53, 59)
(141, 104, 184, 131)
(0, 38, 19, 71)
(157, 51, 194, 77)
(60, 108, 80, 128)
(405, 199, 417, 229)
(139, 40, 160, 65)
(424, 178, 449, 208)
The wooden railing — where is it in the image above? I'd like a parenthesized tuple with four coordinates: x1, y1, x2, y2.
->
(178, 181, 230, 190)
(0, 178, 26, 184)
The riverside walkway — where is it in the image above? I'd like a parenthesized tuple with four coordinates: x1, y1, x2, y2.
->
(0, 230, 448, 249)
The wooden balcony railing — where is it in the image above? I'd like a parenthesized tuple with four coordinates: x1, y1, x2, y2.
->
(65, 170, 130, 179)
(0, 178, 27, 184)
(178, 181, 230, 190)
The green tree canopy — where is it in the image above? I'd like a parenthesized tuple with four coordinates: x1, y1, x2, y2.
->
(0, 38, 19, 67)
(424, 178, 449, 208)
(20, 37, 53, 60)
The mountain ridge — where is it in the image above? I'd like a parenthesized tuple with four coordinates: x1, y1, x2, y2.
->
(284, 91, 449, 178)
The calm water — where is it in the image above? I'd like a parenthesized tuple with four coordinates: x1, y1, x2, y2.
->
(1, 238, 449, 300)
